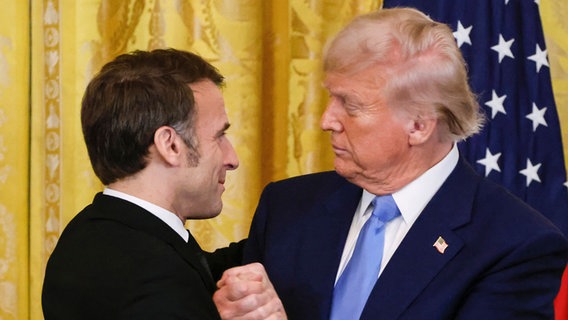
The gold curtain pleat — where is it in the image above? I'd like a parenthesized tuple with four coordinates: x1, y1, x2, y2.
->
(541, 0, 568, 166)
(0, 0, 566, 319)
(0, 2, 30, 320)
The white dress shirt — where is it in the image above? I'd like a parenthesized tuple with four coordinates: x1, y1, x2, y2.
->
(103, 188, 189, 242)
(335, 144, 459, 283)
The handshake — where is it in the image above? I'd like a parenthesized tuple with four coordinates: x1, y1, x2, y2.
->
(214, 263, 287, 320)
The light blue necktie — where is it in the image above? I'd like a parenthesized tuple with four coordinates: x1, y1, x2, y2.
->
(330, 195, 400, 320)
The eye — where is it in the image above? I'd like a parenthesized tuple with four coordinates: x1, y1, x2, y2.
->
(329, 93, 363, 116)
(344, 101, 360, 112)
(343, 99, 366, 116)
(217, 123, 231, 140)
(216, 131, 226, 140)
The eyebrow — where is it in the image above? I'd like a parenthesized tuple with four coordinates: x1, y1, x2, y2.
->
(218, 122, 231, 135)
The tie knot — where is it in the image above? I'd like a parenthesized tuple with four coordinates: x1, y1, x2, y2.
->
(371, 195, 400, 223)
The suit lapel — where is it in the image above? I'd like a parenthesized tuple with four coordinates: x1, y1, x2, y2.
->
(90, 193, 216, 292)
(298, 180, 362, 319)
(186, 231, 216, 287)
(361, 158, 481, 319)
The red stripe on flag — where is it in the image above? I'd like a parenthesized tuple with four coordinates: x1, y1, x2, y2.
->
(554, 265, 568, 320)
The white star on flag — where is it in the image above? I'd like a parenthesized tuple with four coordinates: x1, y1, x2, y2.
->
(491, 34, 515, 63)
(477, 148, 502, 177)
(527, 44, 549, 73)
(484, 90, 507, 119)
(519, 159, 542, 187)
(453, 21, 473, 47)
(525, 103, 548, 132)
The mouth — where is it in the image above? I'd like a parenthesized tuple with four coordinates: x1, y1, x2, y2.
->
(331, 144, 347, 155)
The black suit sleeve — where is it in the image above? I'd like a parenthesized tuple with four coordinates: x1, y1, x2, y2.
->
(204, 239, 246, 281)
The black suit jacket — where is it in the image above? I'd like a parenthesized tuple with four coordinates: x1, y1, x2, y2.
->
(244, 158, 568, 319)
(42, 193, 228, 319)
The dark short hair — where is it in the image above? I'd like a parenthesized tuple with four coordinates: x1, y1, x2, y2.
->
(81, 48, 224, 185)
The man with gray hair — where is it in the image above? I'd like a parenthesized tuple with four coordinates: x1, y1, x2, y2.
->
(216, 7, 568, 319)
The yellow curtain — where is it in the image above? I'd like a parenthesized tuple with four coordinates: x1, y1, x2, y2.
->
(0, 0, 565, 319)
(542, 1, 568, 165)
(0, 1, 30, 319)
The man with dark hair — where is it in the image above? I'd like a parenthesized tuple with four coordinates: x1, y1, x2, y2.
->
(42, 49, 284, 319)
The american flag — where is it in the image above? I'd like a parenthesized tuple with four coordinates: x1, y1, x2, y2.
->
(433, 236, 449, 254)
(383, 0, 568, 317)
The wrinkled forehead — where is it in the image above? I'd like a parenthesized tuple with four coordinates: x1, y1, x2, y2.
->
(323, 60, 390, 92)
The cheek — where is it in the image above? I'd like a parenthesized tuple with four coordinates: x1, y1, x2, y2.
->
(349, 123, 407, 159)
(193, 146, 221, 176)
(344, 119, 385, 147)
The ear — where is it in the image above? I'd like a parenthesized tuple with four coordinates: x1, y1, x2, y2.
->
(153, 126, 184, 166)
(407, 116, 438, 146)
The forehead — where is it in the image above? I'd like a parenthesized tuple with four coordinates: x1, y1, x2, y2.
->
(189, 80, 228, 128)
(324, 68, 387, 104)
(325, 64, 385, 88)
(189, 80, 225, 111)
(189, 79, 223, 103)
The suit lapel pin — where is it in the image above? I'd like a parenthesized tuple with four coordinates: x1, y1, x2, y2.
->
(433, 236, 448, 254)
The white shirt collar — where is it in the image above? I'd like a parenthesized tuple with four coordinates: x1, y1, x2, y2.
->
(102, 188, 189, 242)
(362, 143, 459, 224)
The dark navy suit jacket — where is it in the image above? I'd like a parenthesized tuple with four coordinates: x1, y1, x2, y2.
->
(244, 158, 568, 319)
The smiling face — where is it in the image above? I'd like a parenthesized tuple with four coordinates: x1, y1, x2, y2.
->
(321, 66, 415, 193)
(177, 80, 239, 219)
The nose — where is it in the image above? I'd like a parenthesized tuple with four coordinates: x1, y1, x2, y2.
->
(320, 101, 342, 132)
(224, 139, 239, 170)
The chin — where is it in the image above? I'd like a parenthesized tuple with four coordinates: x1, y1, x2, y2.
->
(336, 165, 368, 189)
(208, 203, 224, 218)
(191, 211, 222, 220)
(334, 162, 354, 179)
(190, 203, 223, 220)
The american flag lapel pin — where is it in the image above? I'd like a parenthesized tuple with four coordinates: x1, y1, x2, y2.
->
(433, 236, 448, 254)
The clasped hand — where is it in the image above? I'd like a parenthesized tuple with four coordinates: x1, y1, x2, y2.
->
(213, 262, 287, 320)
